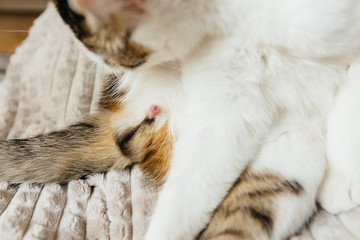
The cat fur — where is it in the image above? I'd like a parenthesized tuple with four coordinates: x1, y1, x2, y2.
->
(2, 0, 360, 239)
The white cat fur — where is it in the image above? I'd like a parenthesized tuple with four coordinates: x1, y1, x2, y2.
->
(69, 0, 360, 239)
(319, 60, 360, 214)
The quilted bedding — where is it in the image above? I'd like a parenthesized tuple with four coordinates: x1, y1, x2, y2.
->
(0, 3, 359, 239)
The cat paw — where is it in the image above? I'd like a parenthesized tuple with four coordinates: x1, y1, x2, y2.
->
(318, 170, 360, 214)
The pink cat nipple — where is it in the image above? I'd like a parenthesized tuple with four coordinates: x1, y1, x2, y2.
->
(147, 105, 161, 119)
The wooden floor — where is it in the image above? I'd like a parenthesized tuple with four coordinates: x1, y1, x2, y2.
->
(0, 14, 39, 54)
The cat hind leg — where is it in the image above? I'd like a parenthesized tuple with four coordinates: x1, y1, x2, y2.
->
(200, 122, 326, 240)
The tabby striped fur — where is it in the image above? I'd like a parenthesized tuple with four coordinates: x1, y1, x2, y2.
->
(0, 73, 173, 185)
(199, 172, 305, 240)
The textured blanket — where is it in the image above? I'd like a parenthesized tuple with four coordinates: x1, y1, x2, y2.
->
(0, 3, 359, 240)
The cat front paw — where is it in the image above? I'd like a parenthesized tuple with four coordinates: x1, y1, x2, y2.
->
(318, 170, 360, 214)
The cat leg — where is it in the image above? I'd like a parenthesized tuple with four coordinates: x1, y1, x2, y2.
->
(200, 120, 326, 240)
(144, 84, 274, 239)
(0, 105, 169, 184)
(318, 60, 360, 214)
(0, 114, 120, 184)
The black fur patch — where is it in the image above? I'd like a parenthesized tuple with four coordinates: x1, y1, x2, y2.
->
(116, 125, 142, 157)
(115, 118, 156, 157)
(52, 0, 90, 41)
(70, 122, 96, 129)
(249, 207, 273, 235)
(283, 180, 304, 194)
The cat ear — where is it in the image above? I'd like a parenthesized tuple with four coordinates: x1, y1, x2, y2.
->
(68, 0, 146, 20)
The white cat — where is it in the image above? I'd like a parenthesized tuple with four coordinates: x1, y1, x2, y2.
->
(63, 0, 360, 238)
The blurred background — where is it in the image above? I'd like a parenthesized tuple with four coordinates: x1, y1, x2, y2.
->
(0, 0, 47, 54)
(0, 0, 47, 79)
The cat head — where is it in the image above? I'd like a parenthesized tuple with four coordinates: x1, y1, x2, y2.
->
(53, 0, 220, 69)
(54, 0, 360, 68)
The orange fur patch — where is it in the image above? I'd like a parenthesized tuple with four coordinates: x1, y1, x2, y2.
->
(139, 123, 173, 186)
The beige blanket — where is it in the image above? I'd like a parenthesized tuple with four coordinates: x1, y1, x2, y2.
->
(0, 3, 359, 239)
